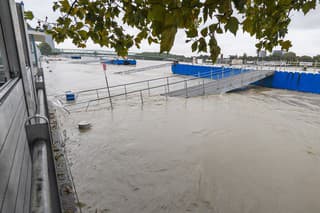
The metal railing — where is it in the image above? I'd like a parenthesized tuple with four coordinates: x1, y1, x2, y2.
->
(114, 62, 173, 74)
(26, 68, 62, 213)
(57, 66, 272, 112)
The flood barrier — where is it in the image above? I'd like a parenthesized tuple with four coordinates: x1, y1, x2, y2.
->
(103, 59, 137, 65)
(255, 71, 320, 94)
(171, 63, 250, 79)
(172, 64, 320, 94)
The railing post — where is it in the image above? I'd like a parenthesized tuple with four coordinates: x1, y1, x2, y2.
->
(147, 81, 150, 96)
(185, 80, 188, 98)
(166, 77, 170, 93)
(140, 90, 144, 104)
(96, 89, 99, 99)
(202, 79, 205, 95)
(86, 101, 90, 112)
(164, 85, 168, 100)
(217, 74, 219, 91)
(124, 85, 127, 98)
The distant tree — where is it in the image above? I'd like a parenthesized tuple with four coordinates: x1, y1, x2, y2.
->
(272, 51, 282, 57)
(242, 53, 247, 59)
(282, 52, 297, 62)
(241, 53, 248, 63)
(247, 56, 257, 61)
(313, 55, 320, 62)
(38, 42, 52, 56)
(299, 55, 313, 62)
(229, 55, 238, 60)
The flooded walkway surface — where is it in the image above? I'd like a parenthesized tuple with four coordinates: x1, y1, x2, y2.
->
(45, 59, 320, 213)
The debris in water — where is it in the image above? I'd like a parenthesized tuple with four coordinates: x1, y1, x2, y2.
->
(78, 121, 91, 130)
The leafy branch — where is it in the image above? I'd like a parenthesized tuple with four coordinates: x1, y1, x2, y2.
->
(48, 0, 318, 61)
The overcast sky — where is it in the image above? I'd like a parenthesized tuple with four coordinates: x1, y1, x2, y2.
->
(24, 0, 320, 57)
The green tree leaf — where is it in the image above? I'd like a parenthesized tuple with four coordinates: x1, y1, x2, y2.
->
(225, 17, 239, 36)
(24, 11, 34, 20)
(48, 0, 318, 61)
(38, 42, 52, 55)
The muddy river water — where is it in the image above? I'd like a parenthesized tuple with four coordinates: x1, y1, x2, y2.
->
(45, 58, 320, 213)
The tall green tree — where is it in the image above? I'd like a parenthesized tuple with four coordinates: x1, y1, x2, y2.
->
(48, 0, 318, 62)
(313, 55, 320, 62)
(282, 52, 297, 62)
(38, 42, 52, 55)
(299, 55, 313, 62)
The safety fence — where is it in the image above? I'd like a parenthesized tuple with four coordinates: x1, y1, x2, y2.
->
(55, 66, 266, 112)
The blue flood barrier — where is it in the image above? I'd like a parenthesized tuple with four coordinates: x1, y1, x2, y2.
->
(172, 63, 320, 94)
(171, 64, 249, 79)
(255, 71, 320, 94)
(104, 59, 136, 65)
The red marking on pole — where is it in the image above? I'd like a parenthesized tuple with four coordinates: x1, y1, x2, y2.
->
(102, 63, 106, 71)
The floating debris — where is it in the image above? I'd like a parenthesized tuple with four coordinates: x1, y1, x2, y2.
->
(78, 121, 91, 130)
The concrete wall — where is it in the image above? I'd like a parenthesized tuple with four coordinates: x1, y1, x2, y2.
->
(0, 80, 32, 213)
(255, 71, 320, 94)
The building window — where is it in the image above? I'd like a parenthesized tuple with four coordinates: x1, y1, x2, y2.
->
(0, 22, 9, 87)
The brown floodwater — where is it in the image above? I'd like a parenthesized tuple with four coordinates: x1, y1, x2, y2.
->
(45, 58, 320, 213)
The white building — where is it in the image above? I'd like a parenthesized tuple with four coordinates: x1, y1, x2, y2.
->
(258, 50, 266, 58)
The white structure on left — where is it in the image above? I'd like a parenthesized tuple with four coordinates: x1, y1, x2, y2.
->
(28, 28, 55, 49)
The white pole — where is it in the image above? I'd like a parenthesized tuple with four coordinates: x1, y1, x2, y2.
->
(102, 63, 113, 109)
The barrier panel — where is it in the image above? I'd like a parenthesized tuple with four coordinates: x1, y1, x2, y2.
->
(103, 59, 137, 65)
(172, 64, 320, 94)
(255, 71, 320, 94)
(171, 64, 249, 79)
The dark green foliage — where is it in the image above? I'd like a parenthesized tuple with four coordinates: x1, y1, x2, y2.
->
(314, 55, 320, 62)
(48, 0, 318, 62)
(24, 11, 34, 20)
(299, 55, 313, 62)
(282, 52, 297, 62)
(38, 42, 52, 55)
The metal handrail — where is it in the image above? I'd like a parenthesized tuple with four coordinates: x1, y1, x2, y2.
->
(59, 65, 273, 112)
(25, 114, 49, 125)
(54, 67, 234, 98)
(62, 67, 258, 109)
